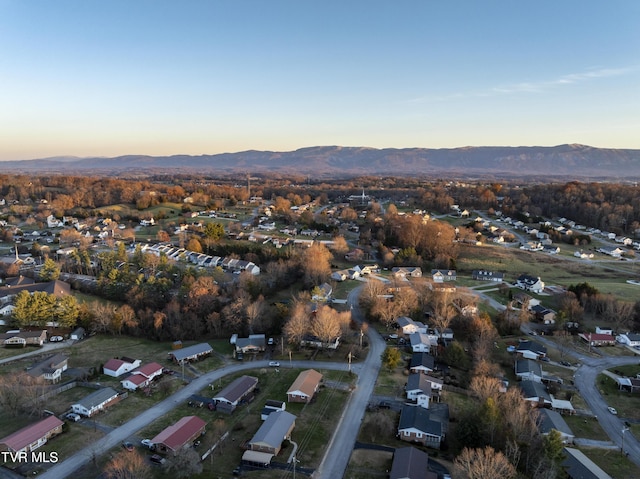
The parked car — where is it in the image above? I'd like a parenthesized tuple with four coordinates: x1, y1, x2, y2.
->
(150, 454, 166, 465)
(65, 413, 81, 422)
(560, 360, 572, 367)
(378, 400, 392, 409)
(122, 442, 134, 452)
(539, 356, 550, 362)
(268, 361, 280, 367)
(49, 336, 64, 342)
(608, 406, 618, 415)
(268, 337, 274, 345)
(141, 439, 154, 449)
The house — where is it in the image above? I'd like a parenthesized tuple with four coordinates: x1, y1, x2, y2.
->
(550, 396, 575, 415)
(578, 333, 616, 347)
(431, 269, 456, 282)
(519, 380, 552, 406)
(71, 387, 121, 417)
(213, 375, 259, 413)
(615, 377, 640, 393)
(26, 353, 68, 383)
(103, 357, 142, 377)
(397, 316, 426, 335)
(247, 410, 296, 456)
(390, 446, 438, 479)
(538, 409, 575, 444)
(235, 334, 266, 354)
(287, 369, 323, 403)
(392, 267, 422, 279)
(515, 359, 544, 382)
(515, 340, 547, 360)
(120, 362, 164, 391)
(70, 327, 85, 340)
(408, 353, 435, 375)
(300, 333, 340, 350)
(472, 270, 504, 282)
(562, 447, 612, 479)
(513, 292, 541, 309)
(0, 280, 72, 307)
(616, 333, 640, 347)
(405, 373, 431, 408)
(261, 400, 286, 421)
(0, 416, 64, 453)
(515, 274, 545, 293)
(397, 405, 444, 449)
(531, 305, 556, 324)
(0, 330, 47, 348)
(151, 416, 206, 455)
(595, 326, 613, 335)
(597, 246, 623, 258)
(331, 271, 347, 282)
(168, 342, 213, 363)
(312, 283, 333, 302)
(409, 333, 432, 353)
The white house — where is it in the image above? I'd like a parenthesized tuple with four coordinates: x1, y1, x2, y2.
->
(103, 358, 142, 378)
(120, 362, 163, 391)
(515, 275, 545, 294)
(409, 332, 431, 353)
(616, 333, 640, 347)
(71, 387, 121, 417)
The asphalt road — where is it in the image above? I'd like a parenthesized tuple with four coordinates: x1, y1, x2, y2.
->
(527, 332, 640, 468)
(36, 359, 354, 479)
(314, 285, 385, 479)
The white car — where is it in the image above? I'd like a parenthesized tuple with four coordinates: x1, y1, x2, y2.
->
(65, 413, 81, 422)
(608, 406, 618, 415)
(141, 439, 154, 449)
(268, 361, 280, 367)
(49, 336, 64, 342)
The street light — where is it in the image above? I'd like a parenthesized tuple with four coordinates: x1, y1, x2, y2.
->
(622, 427, 630, 455)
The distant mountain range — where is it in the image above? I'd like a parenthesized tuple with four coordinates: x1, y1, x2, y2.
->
(2, 144, 639, 179)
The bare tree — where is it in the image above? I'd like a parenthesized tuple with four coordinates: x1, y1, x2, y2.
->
(468, 376, 504, 404)
(453, 446, 517, 479)
(283, 301, 310, 346)
(167, 448, 202, 478)
(310, 305, 343, 346)
(103, 450, 151, 479)
(245, 295, 265, 334)
(301, 242, 333, 288)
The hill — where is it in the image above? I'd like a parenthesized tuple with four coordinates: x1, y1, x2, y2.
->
(1, 144, 639, 179)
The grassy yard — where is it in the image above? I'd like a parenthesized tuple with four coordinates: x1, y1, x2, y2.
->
(564, 414, 608, 439)
(596, 374, 640, 420)
(579, 447, 640, 479)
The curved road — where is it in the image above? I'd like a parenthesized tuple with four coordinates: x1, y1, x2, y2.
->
(527, 332, 640, 467)
(37, 284, 382, 479)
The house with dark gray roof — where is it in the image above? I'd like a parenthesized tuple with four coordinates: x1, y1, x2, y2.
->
(397, 405, 444, 449)
(515, 359, 544, 382)
(538, 409, 574, 444)
(71, 387, 121, 417)
(409, 353, 435, 374)
(26, 353, 68, 383)
(168, 342, 212, 363)
(390, 446, 437, 479)
(562, 447, 612, 479)
(247, 410, 296, 455)
(406, 373, 431, 408)
(516, 340, 547, 359)
(519, 380, 551, 406)
(213, 375, 258, 413)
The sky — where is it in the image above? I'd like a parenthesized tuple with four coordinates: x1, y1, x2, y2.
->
(0, 1, 638, 161)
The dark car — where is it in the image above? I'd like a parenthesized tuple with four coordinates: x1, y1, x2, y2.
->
(122, 442, 134, 452)
(378, 400, 392, 409)
(150, 454, 166, 465)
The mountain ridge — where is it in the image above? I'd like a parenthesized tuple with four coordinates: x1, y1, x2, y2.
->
(2, 144, 639, 179)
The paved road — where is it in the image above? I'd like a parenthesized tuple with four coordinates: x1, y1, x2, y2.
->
(526, 331, 640, 467)
(36, 359, 354, 479)
(314, 285, 385, 479)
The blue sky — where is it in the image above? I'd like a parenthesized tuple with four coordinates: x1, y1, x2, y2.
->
(0, 1, 638, 160)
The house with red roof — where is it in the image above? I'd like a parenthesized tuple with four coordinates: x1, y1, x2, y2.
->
(0, 416, 64, 453)
(151, 416, 206, 455)
(120, 362, 163, 391)
(103, 357, 141, 377)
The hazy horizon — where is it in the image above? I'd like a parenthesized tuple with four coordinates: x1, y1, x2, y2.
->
(1, 1, 638, 161)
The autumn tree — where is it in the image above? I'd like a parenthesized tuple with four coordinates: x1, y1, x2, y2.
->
(39, 257, 60, 281)
(300, 242, 333, 288)
(310, 305, 346, 347)
(167, 448, 202, 478)
(283, 301, 310, 347)
(453, 446, 516, 479)
(381, 346, 402, 371)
